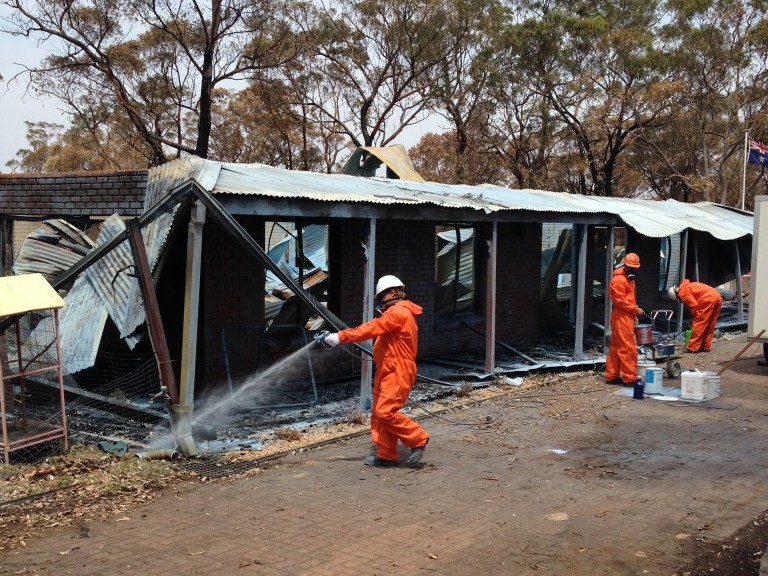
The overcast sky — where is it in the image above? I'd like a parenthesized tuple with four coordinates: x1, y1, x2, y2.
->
(0, 11, 63, 172)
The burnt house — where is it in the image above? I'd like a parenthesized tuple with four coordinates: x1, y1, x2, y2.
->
(0, 155, 754, 453)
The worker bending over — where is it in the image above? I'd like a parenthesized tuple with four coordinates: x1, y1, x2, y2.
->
(668, 280, 723, 353)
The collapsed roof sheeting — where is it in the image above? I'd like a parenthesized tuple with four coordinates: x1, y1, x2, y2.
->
(32, 162, 203, 373)
(28, 215, 139, 373)
(265, 224, 327, 291)
(341, 145, 425, 181)
(12, 220, 94, 283)
(186, 157, 751, 240)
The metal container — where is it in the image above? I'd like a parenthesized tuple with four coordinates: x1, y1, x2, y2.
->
(637, 360, 656, 381)
(634, 323, 653, 345)
(644, 367, 664, 393)
(655, 342, 675, 357)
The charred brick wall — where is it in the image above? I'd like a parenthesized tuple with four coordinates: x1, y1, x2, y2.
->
(495, 222, 544, 342)
(330, 218, 436, 353)
(0, 171, 147, 217)
(631, 234, 664, 314)
(438, 222, 543, 355)
(200, 216, 265, 390)
(375, 220, 435, 352)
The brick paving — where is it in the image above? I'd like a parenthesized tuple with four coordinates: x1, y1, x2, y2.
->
(2, 335, 768, 575)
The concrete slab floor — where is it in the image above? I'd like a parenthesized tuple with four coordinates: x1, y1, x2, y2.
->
(1, 332, 767, 576)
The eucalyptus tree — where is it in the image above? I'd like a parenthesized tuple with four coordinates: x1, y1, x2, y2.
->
(416, 0, 507, 184)
(2, 0, 309, 165)
(6, 115, 150, 172)
(501, 0, 674, 197)
(408, 120, 513, 185)
(286, 0, 461, 149)
(482, 12, 558, 191)
(202, 83, 329, 170)
(632, 0, 768, 206)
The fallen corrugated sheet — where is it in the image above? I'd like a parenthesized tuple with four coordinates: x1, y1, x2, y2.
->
(81, 215, 145, 345)
(12, 220, 94, 285)
(341, 145, 425, 181)
(265, 224, 327, 290)
(26, 215, 135, 373)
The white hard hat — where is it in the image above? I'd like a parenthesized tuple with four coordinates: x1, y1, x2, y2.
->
(667, 286, 678, 300)
(375, 275, 404, 297)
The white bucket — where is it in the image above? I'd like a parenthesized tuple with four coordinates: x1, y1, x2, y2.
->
(644, 367, 664, 394)
(637, 361, 656, 382)
(704, 371, 721, 400)
(681, 370, 706, 401)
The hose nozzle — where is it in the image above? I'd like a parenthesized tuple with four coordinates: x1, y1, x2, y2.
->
(314, 330, 330, 346)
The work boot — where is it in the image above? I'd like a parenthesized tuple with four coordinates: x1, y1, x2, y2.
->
(363, 455, 397, 467)
(605, 377, 623, 385)
(407, 440, 428, 467)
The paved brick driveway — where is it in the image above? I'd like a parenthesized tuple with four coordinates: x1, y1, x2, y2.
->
(2, 335, 767, 576)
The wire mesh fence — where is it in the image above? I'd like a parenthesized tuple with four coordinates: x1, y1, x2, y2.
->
(1, 311, 68, 464)
(1, 309, 167, 465)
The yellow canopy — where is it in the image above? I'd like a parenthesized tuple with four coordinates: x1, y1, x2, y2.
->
(0, 273, 65, 317)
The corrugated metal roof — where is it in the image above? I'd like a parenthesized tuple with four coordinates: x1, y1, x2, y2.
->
(169, 158, 751, 241)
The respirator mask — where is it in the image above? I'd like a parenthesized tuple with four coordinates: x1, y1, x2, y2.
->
(374, 292, 402, 317)
(625, 266, 639, 280)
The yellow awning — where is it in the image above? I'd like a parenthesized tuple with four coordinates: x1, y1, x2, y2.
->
(0, 273, 65, 317)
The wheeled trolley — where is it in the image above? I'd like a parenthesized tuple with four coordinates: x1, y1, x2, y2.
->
(640, 310, 682, 378)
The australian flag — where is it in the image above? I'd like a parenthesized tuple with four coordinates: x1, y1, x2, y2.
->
(748, 137, 768, 167)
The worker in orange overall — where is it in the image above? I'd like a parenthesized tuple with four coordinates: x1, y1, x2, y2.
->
(323, 275, 429, 467)
(668, 280, 723, 353)
(605, 253, 645, 385)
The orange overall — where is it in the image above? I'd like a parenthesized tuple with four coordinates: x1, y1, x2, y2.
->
(605, 268, 639, 384)
(338, 300, 429, 462)
(677, 279, 722, 352)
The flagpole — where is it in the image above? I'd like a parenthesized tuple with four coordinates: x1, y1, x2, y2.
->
(741, 129, 748, 211)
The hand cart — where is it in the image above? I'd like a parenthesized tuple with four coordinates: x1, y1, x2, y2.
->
(641, 310, 682, 378)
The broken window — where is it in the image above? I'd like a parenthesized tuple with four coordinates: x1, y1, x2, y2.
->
(434, 226, 475, 318)
(540, 224, 622, 329)
(264, 221, 328, 330)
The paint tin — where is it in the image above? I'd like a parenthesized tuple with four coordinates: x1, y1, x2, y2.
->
(704, 371, 721, 400)
(644, 367, 664, 394)
(637, 360, 656, 382)
(634, 324, 653, 345)
(681, 370, 706, 401)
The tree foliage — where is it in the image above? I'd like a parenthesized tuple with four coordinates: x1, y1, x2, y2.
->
(2, 0, 307, 165)
(4, 0, 768, 208)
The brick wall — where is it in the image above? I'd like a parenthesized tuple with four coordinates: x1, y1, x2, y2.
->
(330, 218, 436, 349)
(328, 220, 545, 359)
(496, 222, 544, 342)
(0, 171, 148, 217)
(325, 219, 438, 359)
(431, 222, 544, 356)
(375, 220, 435, 352)
(200, 217, 266, 390)
(631, 234, 664, 315)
